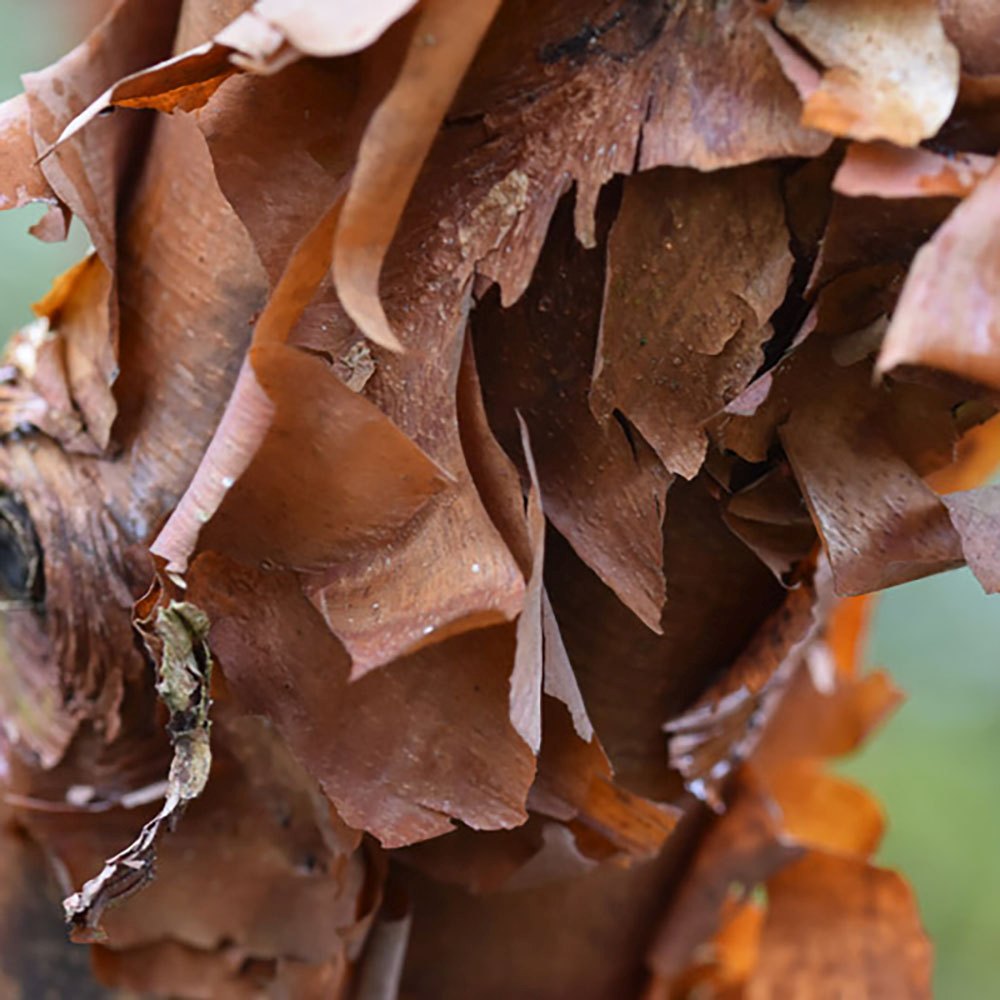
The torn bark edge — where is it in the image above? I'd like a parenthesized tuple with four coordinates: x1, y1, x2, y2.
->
(62, 596, 214, 942)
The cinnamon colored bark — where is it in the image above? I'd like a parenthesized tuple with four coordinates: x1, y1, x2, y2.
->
(0, 1, 995, 997)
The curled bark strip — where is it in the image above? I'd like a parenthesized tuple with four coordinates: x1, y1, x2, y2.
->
(51, 0, 421, 151)
(333, 0, 503, 351)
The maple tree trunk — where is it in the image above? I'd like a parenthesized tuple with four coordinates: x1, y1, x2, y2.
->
(0, 1, 998, 997)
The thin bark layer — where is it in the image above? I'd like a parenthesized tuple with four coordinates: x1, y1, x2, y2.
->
(0, 0, 994, 996)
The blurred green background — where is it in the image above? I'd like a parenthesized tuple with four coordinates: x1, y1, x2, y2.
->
(0, 1, 93, 311)
(842, 572, 1000, 1000)
(0, 4, 997, 998)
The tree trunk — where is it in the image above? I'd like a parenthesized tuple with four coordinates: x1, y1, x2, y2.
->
(0, 1, 996, 997)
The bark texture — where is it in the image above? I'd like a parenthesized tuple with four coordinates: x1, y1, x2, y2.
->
(0, 1, 998, 996)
